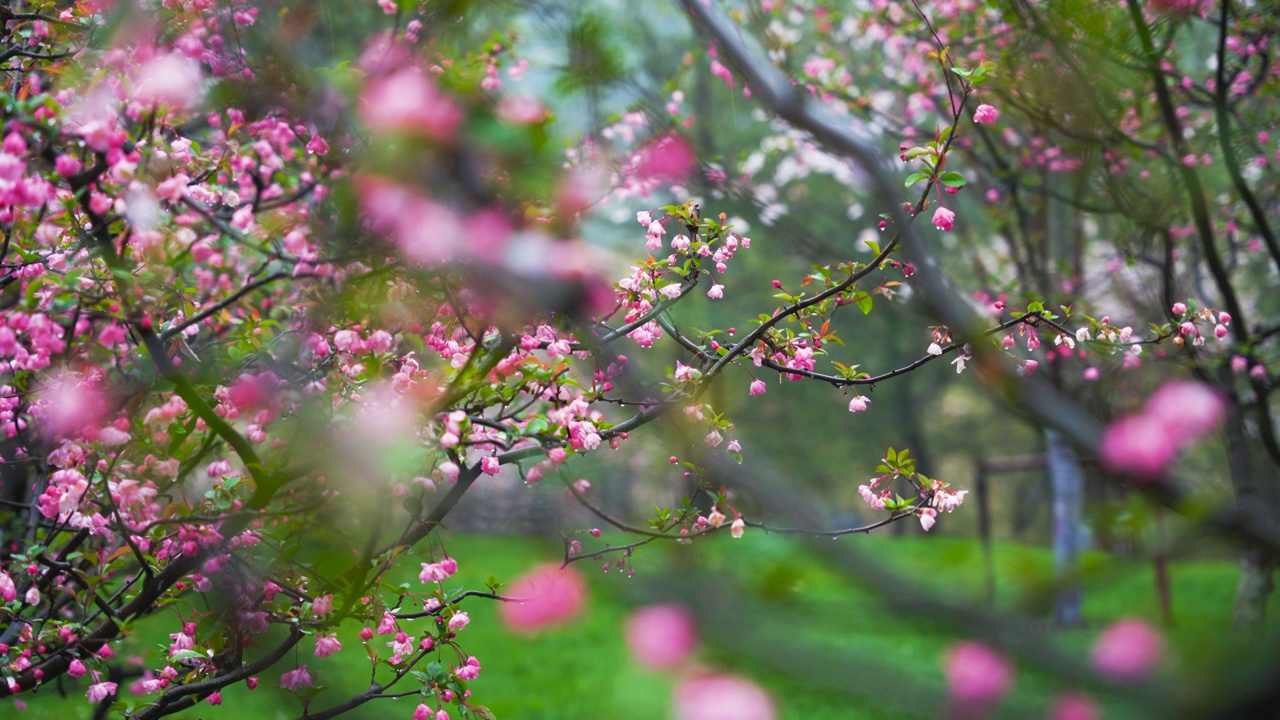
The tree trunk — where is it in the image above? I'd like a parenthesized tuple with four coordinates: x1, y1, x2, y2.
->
(1047, 429, 1085, 627)
(1226, 407, 1278, 628)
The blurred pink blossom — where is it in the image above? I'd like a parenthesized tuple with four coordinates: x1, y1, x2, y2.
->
(499, 564, 587, 633)
(635, 134, 696, 182)
(132, 53, 204, 110)
(360, 66, 462, 141)
(673, 672, 776, 720)
(1050, 693, 1100, 720)
(626, 604, 697, 670)
(1099, 380, 1225, 480)
(1091, 618, 1162, 681)
(943, 642, 1013, 708)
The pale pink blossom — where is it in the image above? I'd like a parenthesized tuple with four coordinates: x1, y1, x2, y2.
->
(749, 379, 766, 396)
(707, 508, 726, 528)
(730, 516, 746, 538)
(973, 104, 999, 124)
(918, 507, 937, 531)
(132, 53, 204, 110)
(625, 604, 697, 670)
(848, 396, 870, 413)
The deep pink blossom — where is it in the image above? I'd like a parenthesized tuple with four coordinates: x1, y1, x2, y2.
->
(973, 104, 999, 124)
(932, 206, 955, 231)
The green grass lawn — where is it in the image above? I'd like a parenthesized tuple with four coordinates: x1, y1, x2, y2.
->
(9, 532, 1278, 719)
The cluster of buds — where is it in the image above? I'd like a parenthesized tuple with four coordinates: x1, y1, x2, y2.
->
(1170, 301, 1230, 347)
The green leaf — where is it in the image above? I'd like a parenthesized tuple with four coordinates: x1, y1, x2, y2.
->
(939, 171, 967, 188)
(903, 171, 930, 187)
(855, 294, 874, 315)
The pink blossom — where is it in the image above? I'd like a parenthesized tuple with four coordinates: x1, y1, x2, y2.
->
(973, 104, 999, 124)
(415, 704, 433, 720)
(918, 507, 937, 532)
(1091, 618, 1162, 681)
(455, 656, 481, 680)
(707, 284, 724, 299)
(709, 60, 736, 88)
(481, 456, 501, 475)
(626, 604, 697, 670)
(944, 642, 1013, 708)
(280, 665, 313, 692)
(86, 681, 117, 703)
(360, 66, 462, 141)
(498, 563, 587, 633)
(749, 379, 766, 396)
(848, 396, 870, 413)
(730, 516, 745, 538)
(68, 659, 87, 678)
(932, 206, 955, 231)
(314, 634, 342, 657)
(448, 611, 470, 632)
(673, 673, 776, 720)
(312, 594, 334, 616)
